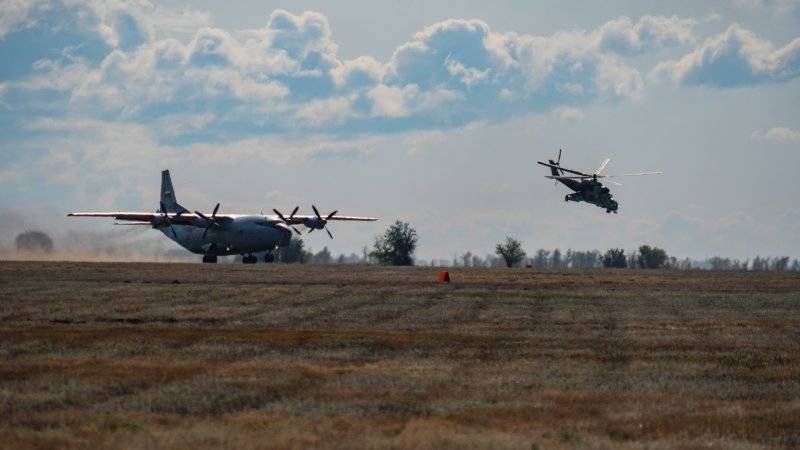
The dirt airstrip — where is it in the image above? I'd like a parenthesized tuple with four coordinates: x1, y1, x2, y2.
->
(1, 261, 799, 449)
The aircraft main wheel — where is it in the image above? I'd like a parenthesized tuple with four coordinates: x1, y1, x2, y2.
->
(264, 254, 275, 263)
(564, 195, 569, 202)
(242, 255, 257, 264)
(202, 255, 217, 264)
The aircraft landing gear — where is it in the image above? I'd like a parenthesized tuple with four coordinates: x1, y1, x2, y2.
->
(565, 195, 570, 202)
(202, 255, 217, 264)
(264, 253, 275, 263)
(242, 255, 258, 264)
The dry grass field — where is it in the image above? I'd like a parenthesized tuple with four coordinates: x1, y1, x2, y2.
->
(1, 261, 799, 449)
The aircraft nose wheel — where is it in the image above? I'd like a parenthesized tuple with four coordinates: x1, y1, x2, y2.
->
(242, 255, 258, 264)
(202, 255, 217, 264)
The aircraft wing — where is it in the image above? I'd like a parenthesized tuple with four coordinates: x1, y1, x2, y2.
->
(67, 211, 223, 225)
(68, 212, 376, 224)
(68, 212, 163, 221)
(285, 215, 378, 224)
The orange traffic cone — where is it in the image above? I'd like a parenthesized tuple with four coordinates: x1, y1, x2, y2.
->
(437, 271, 450, 283)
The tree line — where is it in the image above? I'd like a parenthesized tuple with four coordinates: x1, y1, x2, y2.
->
(11, 225, 800, 272)
(491, 237, 800, 271)
(277, 223, 800, 272)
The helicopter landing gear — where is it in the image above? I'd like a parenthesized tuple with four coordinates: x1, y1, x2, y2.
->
(264, 253, 275, 263)
(202, 255, 217, 264)
(242, 255, 258, 264)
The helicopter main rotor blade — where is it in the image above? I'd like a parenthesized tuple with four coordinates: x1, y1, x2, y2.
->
(537, 161, 590, 177)
(594, 158, 610, 175)
(601, 171, 662, 178)
(545, 175, 590, 180)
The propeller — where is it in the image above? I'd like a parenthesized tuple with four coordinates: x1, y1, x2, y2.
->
(273, 206, 302, 235)
(194, 203, 221, 239)
(308, 205, 337, 239)
(156, 201, 178, 239)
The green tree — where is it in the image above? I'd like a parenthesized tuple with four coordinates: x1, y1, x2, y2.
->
(471, 254, 484, 267)
(495, 237, 526, 268)
(370, 221, 418, 266)
(570, 250, 601, 269)
(551, 248, 562, 268)
(602, 248, 627, 268)
(772, 256, 790, 271)
(461, 251, 473, 267)
(276, 237, 310, 263)
(532, 249, 550, 268)
(752, 256, 768, 271)
(708, 256, 732, 271)
(312, 246, 332, 264)
(636, 245, 668, 269)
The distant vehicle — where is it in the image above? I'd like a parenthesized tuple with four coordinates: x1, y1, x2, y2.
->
(68, 170, 378, 264)
(537, 150, 661, 213)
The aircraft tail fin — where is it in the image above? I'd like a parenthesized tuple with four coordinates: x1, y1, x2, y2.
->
(160, 170, 189, 213)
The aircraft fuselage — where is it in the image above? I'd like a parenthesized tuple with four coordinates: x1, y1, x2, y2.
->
(558, 178, 619, 213)
(159, 215, 292, 256)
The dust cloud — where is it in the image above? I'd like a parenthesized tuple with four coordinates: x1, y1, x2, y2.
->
(0, 210, 194, 262)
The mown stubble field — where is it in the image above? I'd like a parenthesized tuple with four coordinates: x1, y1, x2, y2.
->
(1, 261, 799, 449)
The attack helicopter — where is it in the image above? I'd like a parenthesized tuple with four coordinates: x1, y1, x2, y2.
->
(537, 150, 661, 213)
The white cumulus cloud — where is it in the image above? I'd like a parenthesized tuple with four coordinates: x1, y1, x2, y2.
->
(651, 24, 800, 87)
(0, 4, 705, 140)
(593, 15, 696, 54)
(752, 126, 800, 142)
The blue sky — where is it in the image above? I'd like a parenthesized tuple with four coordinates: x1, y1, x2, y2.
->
(1, 0, 799, 260)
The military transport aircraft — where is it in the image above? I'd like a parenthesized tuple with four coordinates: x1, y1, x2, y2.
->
(68, 170, 378, 263)
(537, 150, 661, 213)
